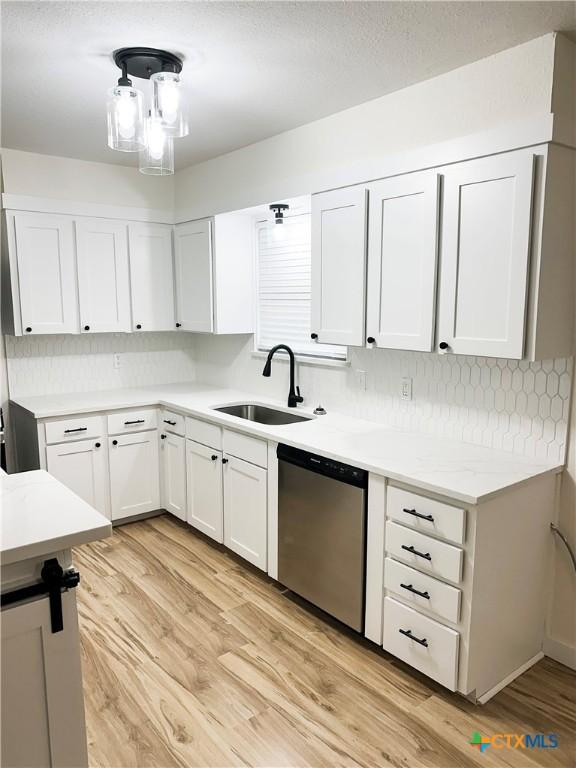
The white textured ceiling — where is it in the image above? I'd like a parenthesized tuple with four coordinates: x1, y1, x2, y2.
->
(2, 1, 575, 170)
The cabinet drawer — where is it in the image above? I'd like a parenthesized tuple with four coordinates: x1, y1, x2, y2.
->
(107, 408, 157, 435)
(384, 558, 461, 624)
(160, 409, 185, 436)
(383, 597, 459, 691)
(386, 521, 464, 584)
(223, 429, 267, 468)
(387, 486, 466, 544)
(186, 417, 222, 449)
(45, 415, 105, 444)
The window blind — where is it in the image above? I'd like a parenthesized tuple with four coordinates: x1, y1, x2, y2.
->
(256, 215, 346, 360)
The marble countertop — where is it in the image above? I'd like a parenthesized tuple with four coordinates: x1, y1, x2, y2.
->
(12, 382, 563, 505)
(1, 469, 112, 566)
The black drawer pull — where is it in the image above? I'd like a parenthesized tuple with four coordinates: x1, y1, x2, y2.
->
(163, 419, 177, 426)
(403, 507, 434, 522)
(124, 419, 145, 425)
(400, 582, 430, 599)
(64, 427, 87, 433)
(401, 544, 432, 561)
(399, 628, 428, 647)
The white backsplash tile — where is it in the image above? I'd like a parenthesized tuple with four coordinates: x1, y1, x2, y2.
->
(192, 335, 573, 464)
(5, 333, 196, 397)
(5, 332, 572, 464)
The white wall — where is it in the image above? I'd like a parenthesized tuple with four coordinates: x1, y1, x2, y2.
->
(1, 149, 175, 211)
(176, 34, 556, 219)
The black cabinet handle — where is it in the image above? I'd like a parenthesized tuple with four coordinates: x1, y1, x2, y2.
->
(25, 327, 32, 333)
(403, 507, 434, 522)
(64, 427, 87, 433)
(222, 457, 229, 464)
(176, 322, 182, 328)
(439, 341, 449, 351)
(94, 442, 101, 448)
(163, 419, 177, 426)
(136, 324, 142, 330)
(399, 628, 428, 647)
(124, 419, 145, 425)
(310, 333, 318, 340)
(401, 544, 432, 561)
(367, 336, 375, 344)
(211, 454, 218, 461)
(161, 434, 166, 440)
(400, 582, 430, 600)
(84, 325, 90, 331)
(112, 439, 118, 446)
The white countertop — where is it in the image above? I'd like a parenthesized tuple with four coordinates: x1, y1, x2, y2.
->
(1, 469, 112, 566)
(12, 382, 562, 505)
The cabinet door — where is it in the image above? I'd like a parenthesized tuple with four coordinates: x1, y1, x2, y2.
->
(186, 440, 223, 542)
(76, 218, 131, 333)
(311, 187, 367, 346)
(366, 171, 439, 351)
(437, 152, 535, 358)
(160, 432, 186, 521)
(14, 213, 78, 335)
(174, 219, 213, 332)
(109, 432, 160, 521)
(46, 438, 109, 518)
(128, 223, 175, 332)
(223, 455, 267, 570)
(1, 592, 88, 768)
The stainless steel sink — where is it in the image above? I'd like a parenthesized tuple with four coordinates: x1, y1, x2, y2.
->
(213, 403, 312, 425)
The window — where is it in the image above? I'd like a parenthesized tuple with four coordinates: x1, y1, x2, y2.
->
(255, 214, 347, 360)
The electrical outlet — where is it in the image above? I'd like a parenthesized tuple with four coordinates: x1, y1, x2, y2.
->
(401, 377, 412, 401)
(354, 369, 367, 390)
(113, 353, 122, 369)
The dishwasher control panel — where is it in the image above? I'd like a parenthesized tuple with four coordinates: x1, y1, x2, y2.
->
(277, 444, 367, 488)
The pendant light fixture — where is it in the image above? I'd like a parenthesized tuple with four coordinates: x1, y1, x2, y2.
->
(107, 47, 186, 175)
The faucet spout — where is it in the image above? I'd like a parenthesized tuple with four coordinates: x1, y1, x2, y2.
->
(261, 344, 304, 408)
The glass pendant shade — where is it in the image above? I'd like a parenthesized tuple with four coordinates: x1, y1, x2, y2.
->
(107, 85, 145, 151)
(139, 115, 174, 175)
(151, 71, 188, 137)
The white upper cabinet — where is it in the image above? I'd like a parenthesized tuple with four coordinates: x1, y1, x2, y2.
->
(128, 223, 175, 332)
(174, 219, 214, 332)
(311, 186, 367, 346)
(366, 171, 439, 351)
(437, 152, 535, 359)
(12, 213, 79, 335)
(76, 218, 131, 333)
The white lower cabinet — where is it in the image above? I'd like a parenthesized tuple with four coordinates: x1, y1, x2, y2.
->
(1, 591, 88, 768)
(223, 455, 267, 571)
(186, 440, 224, 542)
(160, 432, 186, 522)
(46, 438, 109, 518)
(383, 597, 460, 691)
(109, 431, 160, 521)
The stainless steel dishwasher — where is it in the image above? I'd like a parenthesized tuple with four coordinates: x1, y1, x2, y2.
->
(277, 444, 368, 631)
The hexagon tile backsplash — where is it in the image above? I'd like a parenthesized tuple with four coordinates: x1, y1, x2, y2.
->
(4, 333, 574, 464)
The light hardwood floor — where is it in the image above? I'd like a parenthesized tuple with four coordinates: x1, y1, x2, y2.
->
(75, 515, 576, 768)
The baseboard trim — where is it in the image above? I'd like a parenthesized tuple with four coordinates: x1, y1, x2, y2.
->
(543, 636, 576, 671)
(476, 652, 544, 704)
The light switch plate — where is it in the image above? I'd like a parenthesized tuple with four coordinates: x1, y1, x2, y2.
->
(401, 377, 412, 401)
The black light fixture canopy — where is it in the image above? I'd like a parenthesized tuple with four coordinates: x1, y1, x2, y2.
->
(113, 47, 183, 85)
(270, 203, 289, 224)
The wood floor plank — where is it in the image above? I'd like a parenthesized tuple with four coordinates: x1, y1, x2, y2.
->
(76, 515, 576, 768)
